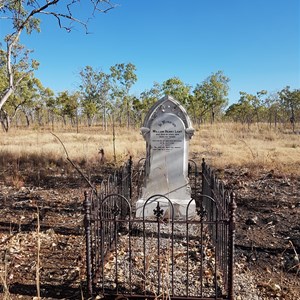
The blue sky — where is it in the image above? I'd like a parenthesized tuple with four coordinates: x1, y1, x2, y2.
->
(1, 0, 300, 105)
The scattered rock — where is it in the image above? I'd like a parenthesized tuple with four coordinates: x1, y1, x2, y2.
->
(245, 216, 258, 225)
(263, 215, 279, 225)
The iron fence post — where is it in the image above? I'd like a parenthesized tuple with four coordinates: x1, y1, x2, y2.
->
(83, 191, 93, 297)
(228, 192, 237, 300)
(201, 158, 205, 206)
(128, 156, 133, 201)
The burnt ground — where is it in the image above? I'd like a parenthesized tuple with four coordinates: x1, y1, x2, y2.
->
(0, 164, 299, 300)
(221, 168, 300, 299)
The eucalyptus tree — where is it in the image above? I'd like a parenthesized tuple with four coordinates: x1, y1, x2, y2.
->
(225, 90, 269, 127)
(43, 87, 56, 128)
(0, 50, 7, 93)
(225, 102, 243, 122)
(193, 71, 230, 124)
(138, 82, 163, 120)
(56, 91, 79, 127)
(17, 77, 45, 127)
(250, 90, 267, 123)
(161, 77, 191, 105)
(0, 43, 40, 130)
(131, 96, 144, 126)
(0, 73, 45, 130)
(237, 91, 267, 125)
(0, 0, 116, 129)
(187, 92, 206, 125)
(99, 73, 111, 130)
(263, 92, 281, 128)
(236, 92, 256, 126)
(278, 86, 300, 132)
(110, 63, 137, 128)
(79, 66, 110, 127)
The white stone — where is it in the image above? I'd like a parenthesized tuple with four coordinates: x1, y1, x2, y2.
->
(136, 95, 195, 219)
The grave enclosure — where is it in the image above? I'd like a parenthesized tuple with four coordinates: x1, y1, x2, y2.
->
(83, 96, 236, 300)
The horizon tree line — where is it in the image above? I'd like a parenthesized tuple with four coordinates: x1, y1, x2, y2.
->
(0, 1, 299, 132)
(0, 59, 299, 132)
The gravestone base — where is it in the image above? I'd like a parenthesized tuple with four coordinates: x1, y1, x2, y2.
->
(135, 198, 196, 220)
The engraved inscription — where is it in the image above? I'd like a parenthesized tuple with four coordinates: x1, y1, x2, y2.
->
(152, 129, 183, 151)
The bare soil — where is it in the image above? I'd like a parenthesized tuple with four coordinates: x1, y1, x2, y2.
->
(0, 163, 299, 299)
(221, 167, 300, 299)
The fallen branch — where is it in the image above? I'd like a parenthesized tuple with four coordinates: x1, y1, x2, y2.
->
(288, 240, 300, 274)
(235, 244, 299, 254)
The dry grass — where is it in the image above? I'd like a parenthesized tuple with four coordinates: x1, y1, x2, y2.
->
(0, 250, 11, 300)
(192, 123, 300, 174)
(0, 123, 299, 175)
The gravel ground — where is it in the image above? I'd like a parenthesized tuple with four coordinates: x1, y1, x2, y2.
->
(95, 221, 250, 299)
(234, 261, 262, 300)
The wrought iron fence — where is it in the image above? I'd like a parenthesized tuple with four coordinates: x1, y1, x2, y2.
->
(83, 158, 236, 300)
(201, 159, 236, 298)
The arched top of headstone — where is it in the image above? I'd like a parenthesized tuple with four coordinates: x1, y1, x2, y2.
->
(143, 95, 193, 130)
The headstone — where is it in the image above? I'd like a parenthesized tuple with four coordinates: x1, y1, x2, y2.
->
(136, 95, 195, 219)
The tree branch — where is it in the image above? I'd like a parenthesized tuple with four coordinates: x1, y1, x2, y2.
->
(51, 132, 97, 195)
(39, 10, 88, 33)
(91, 0, 117, 13)
(1, 0, 117, 113)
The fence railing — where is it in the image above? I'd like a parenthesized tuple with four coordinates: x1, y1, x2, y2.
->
(201, 159, 237, 298)
(83, 158, 236, 299)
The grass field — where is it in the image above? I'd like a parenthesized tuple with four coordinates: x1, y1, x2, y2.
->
(1, 123, 299, 175)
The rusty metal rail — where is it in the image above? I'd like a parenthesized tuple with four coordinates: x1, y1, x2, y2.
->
(83, 158, 236, 299)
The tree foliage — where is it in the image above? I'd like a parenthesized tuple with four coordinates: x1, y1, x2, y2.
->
(0, 0, 116, 130)
(79, 66, 110, 127)
(56, 91, 79, 126)
(191, 71, 230, 124)
(110, 63, 137, 128)
(162, 77, 191, 105)
(1, 39, 299, 132)
(225, 87, 300, 131)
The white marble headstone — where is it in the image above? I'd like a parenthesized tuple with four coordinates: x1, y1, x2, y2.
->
(136, 95, 195, 219)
